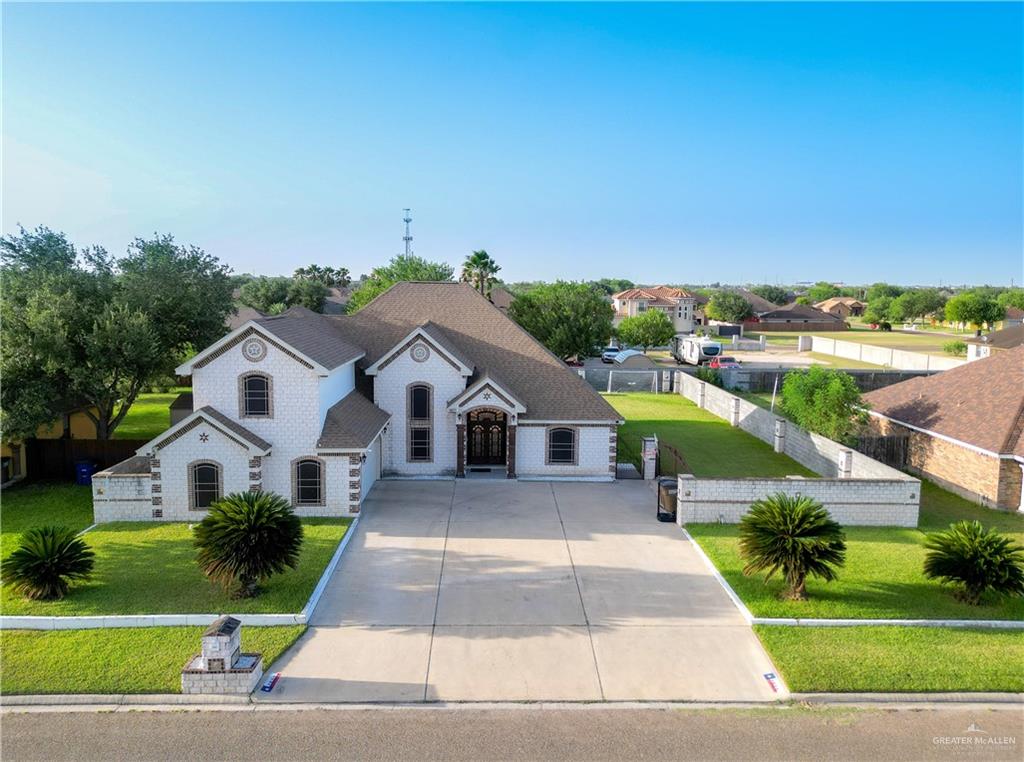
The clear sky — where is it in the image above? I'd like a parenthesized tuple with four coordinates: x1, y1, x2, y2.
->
(3, 2, 1022, 285)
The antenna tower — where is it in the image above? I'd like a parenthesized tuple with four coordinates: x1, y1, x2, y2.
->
(402, 209, 413, 257)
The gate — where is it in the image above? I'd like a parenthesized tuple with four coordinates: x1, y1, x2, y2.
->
(855, 435, 909, 469)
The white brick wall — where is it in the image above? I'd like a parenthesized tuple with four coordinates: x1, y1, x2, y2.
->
(677, 475, 920, 527)
(154, 422, 252, 518)
(374, 345, 467, 476)
(92, 474, 154, 522)
(516, 425, 615, 479)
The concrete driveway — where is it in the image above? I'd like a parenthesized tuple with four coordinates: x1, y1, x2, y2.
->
(259, 480, 784, 703)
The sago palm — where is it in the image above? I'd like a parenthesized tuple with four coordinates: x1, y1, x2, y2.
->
(923, 521, 1024, 605)
(194, 491, 304, 598)
(1, 526, 95, 601)
(738, 493, 846, 600)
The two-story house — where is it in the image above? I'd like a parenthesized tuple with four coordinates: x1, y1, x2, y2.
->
(611, 286, 704, 334)
(91, 282, 623, 522)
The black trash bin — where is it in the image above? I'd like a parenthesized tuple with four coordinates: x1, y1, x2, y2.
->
(656, 477, 677, 522)
(75, 460, 98, 486)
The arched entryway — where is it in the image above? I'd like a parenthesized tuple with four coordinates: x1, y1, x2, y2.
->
(466, 409, 507, 466)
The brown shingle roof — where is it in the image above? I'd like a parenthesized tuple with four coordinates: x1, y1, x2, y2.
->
(99, 455, 152, 476)
(255, 308, 364, 370)
(863, 345, 1024, 455)
(965, 324, 1024, 350)
(336, 282, 621, 421)
(758, 302, 843, 321)
(196, 406, 273, 452)
(724, 288, 779, 315)
(317, 391, 391, 449)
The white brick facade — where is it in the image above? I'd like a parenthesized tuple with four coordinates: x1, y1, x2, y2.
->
(516, 424, 616, 479)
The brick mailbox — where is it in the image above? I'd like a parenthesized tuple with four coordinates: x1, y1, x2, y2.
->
(181, 616, 264, 695)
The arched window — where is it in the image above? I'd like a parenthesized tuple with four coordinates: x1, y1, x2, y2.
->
(293, 458, 324, 505)
(240, 373, 272, 417)
(547, 428, 577, 465)
(190, 461, 222, 510)
(407, 384, 432, 462)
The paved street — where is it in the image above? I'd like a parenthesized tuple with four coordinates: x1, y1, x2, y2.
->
(260, 479, 782, 703)
(4, 706, 1022, 761)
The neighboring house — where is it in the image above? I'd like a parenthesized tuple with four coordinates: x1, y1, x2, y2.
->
(727, 288, 779, 316)
(965, 324, 1024, 362)
(863, 346, 1024, 511)
(746, 302, 847, 331)
(814, 296, 865, 318)
(1002, 306, 1024, 328)
(227, 305, 266, 331)
(321, 286, 350, 315)
(488, 287, 513, 313)
(93, 282, 623, 522)
(612, 286, 704, 333)
(1, 402, 100, 485)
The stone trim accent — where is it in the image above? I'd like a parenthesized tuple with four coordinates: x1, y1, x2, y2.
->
(241, 337, 268, 363)
(291, 456, 326, 507)
(193, 327, 314, 371)
(506, 424, 517, 478)
(153, 416, 252, 454)
(545, 426, 579, 466)
(456, 423, 466, 477)
(410, 343, 430, 363)
(376, 335, 462, 373)
(151, 483, 162, 494)
(151, 496, 163, 506)
(407, 382, 434, 463)
(238, 371, 274, 419)
(188, 460, 223, 511)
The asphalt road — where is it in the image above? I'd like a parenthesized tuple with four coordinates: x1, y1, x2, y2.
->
(3, 706, 1022, 761)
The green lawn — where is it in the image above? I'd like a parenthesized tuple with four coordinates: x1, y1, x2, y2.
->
(0, 625, 304, 694)
(112, 388, 189, 440)
(756, 626, 1024, 693)
(689, 481, 1024, 621)
(747, 328, 949, 355)
(1, 482, 95, 559)
(603, 392, 815, 478)
(804, 351, 888, 370)
(1, 518, 350, 616)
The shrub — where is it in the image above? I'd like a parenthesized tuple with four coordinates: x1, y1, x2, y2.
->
(1, 526, 95, 601)
(694, 367, 723, 387)
(780, 366, 867, 445)
(942, 340, 967, 357)
(738, 493, 846, 601)
(194, 491, 304, 598)
(923, 521, 1024, 605)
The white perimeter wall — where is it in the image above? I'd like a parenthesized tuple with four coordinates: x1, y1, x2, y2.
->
(802, 336, 964, 371)
(675, 372, 920, 526)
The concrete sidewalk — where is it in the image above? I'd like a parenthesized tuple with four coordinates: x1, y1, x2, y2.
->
(258, 480, 784, 703)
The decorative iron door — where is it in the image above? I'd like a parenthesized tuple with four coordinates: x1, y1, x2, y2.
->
(466, 410, 507, 466)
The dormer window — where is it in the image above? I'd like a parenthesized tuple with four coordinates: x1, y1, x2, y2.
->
(240, 373, 272, 418)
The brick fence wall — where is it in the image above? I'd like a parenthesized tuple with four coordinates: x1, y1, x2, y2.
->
(675, 372, 920, 527)
(802, 335, 964, 371)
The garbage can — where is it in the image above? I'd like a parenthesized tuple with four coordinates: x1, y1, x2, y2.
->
(75, 460, 98, 486)
(656, 476, 677, 523)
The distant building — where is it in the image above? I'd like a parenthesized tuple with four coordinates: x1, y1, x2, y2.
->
(814, 296, 865, 318)
(965, 324, 1024, 362)
(488, 287, 513, 313)
(747, 302, 846, 331)
(612, 286, 704, 333)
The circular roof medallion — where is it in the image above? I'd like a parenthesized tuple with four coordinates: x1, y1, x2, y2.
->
(410, 343, 430, 363)
(242, 338, 267, 362)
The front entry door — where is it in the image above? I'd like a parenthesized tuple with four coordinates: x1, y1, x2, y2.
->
(466, 410, 507, 466)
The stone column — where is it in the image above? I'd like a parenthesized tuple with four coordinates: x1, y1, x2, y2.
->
(838, 449, 854, 479)
(456, 423, 466, 478)
(730, 397, 741, 427)
(506, 424, 516, 479)
(697, 382, 707, 409)
(773, 419, 786, 453)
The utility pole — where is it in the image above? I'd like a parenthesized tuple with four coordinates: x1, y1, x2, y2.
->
(402, 209, 413, 257)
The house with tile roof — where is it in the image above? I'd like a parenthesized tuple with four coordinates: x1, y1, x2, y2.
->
(611, 285, 705, 334)
(91, 282, 623, 522)
(863, 345, 1024, 511)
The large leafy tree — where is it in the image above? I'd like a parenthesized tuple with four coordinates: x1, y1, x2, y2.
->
(238, 276, 292, 312)
(508, 281, 613, 360)
(285, 278, 329, 312)
(806, 281, 841, 303)
(862, 295, 893, 325)
(780, 366, 868, 445)
(347, 254, 454, 312)
(591, 278, 635, 296)
(888, 288, 946, 325)
(739, 493, 847, 601)
(460, 249, 501, 296)
(750, 284, 789, 306)
(617, 309, 676, 352)
(865, 282, 903, 302)
(945, 291, 1003, 329)
(996, 288, 1024, 312)
(705, 291, 754, 323)
(1, 226, 232, 440)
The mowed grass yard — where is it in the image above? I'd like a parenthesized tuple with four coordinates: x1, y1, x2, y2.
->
(747, 327, 950, 355)
(604, 392, 815, 478)
(1, 483, 351, 615)
(0, 626, 305, 694)
(112, 388, 188, 440)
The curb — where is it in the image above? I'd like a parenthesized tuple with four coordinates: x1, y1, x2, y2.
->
(0, 518, 359, 632)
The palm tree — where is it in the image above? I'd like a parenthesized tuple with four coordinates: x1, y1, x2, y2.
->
(460, 249, 501, 296)
(1, 526, 95, 601)
(194, 491, 304, 598)
(923, 521, 1024, 605)
(738, 493, 846, 600)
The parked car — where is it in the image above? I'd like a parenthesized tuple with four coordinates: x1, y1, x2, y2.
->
(708, 356, 740, 369)
(601, 346, 621, 363)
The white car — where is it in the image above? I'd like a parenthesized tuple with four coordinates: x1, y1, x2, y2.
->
(601, 346, 620, 363)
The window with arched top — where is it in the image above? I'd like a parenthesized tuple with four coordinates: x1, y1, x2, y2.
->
(407, 384, 433, 462)
(546, 427, 577, 465)
(239, 373, 272, 418)
(293, 458, 324, 506)
(189, 461, 222, 510)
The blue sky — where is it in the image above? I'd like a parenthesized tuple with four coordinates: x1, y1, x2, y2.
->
(3, 2, 1021, 285)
